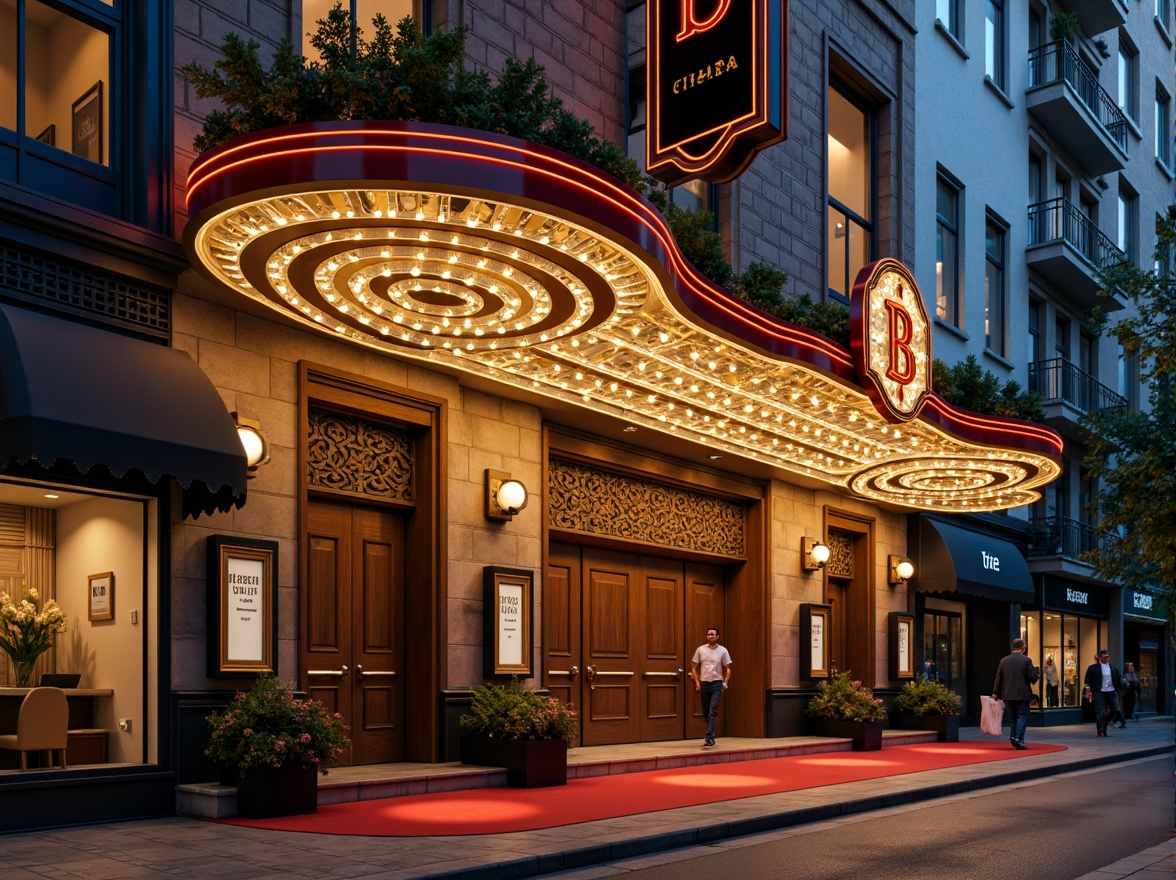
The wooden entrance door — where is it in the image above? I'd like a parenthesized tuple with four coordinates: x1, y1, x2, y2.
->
(545, 543, 724, 745)
(304, 501, 406, 764)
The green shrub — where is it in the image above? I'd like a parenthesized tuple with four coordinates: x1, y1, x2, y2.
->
(933, 354, 1045, 421)
(805, 672, 887, 722)
(461, 678, 578, 743)
(893, 677, 962, 717)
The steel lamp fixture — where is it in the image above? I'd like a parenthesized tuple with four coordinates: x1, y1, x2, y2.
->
(486, 468, 529, 520)
(232, 412, 270, 477)
(802, 537, 830, 572)
(888, 554, 915, 585)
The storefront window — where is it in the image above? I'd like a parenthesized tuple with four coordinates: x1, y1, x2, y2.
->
(0, 480, 154, 772)
(1029, 610, 1107, 708)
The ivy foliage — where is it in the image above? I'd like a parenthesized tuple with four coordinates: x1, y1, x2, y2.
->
(932, 354, 1045, 422)
(182, 5, 850, 341)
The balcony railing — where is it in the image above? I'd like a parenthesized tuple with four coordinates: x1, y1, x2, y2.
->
(1028, 358, 1128, 413)
(1027, 515, 1098, 560)
(1027, 198, 1125, 272)
(1028, 40, 1129, 153)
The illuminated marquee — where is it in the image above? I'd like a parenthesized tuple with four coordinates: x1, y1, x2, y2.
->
(850, 258, 932, 423)
(646, 0, 787, 185)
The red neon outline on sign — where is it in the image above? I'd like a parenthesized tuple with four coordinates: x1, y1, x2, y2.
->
(676, 0, 733, 40)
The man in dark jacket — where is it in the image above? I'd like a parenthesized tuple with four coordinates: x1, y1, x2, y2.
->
(1083, 649, 1124, 737)
(993, 638, 1039, 749)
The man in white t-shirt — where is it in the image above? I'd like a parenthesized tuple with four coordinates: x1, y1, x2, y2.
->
(1083, 649, 1123, 737)
(691, 627, 733, 750)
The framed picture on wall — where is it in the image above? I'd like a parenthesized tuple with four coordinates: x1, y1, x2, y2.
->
(71, 81, 102, 163)
(889, 611, 915, 680)
(87, 571, 114, 621)
(800, 603, 831, 679)
(483, 566, 533, 678)
(207, 535, 278, 677)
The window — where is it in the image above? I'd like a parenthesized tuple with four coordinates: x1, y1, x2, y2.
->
(303, 0, 424, 60)
(1156, 86, 1171, 170)
(1118, 44, 1137, 121)
(1028, 298, 1042, 366)
(1159, 0, 1172, 32)
(985, 0, 1005, 89)
(936, 0, 960, 39)
(1030, 612, 1108, 708)
(827, 83, 873, 302)
(1118, 344, 1138, 409)
(935, 175, 960, 325)
(1118, 188, 1137, 261)
(984, 218, 1006, 356)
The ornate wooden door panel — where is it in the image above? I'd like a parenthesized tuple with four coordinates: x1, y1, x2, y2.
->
(582, 547, 639, 745)
(639, 555, 685, 742)
(304, 501, 405, 765)
(543, 543, 582, 711)
(684, 563, 725, 739)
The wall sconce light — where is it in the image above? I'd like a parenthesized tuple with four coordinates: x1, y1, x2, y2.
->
(888, 555, 915, 585)
(232, 412, 270, 477)
(486, 468, 529, 520)
(802, 537, 830, 572)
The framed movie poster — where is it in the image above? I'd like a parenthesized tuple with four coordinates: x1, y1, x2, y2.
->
(800, 603, 831, 679)
(87, 571, 114, 621)
(207, 535, 278, 677)
(71, 81, 102, 163)
(889, 611, 915, 680)
(483, 566, 533, 678)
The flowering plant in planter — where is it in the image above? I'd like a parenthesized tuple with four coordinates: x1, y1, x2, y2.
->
(805, 672, 887, 722)
(894, 676, 962, 717)
(0, 585, 66, 687)
(205, 674, 350, 776)
(460, 678, 577, 744)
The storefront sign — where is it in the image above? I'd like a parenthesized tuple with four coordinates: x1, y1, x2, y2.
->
(483, 566, 533, 678)
(1123, 588, 1167, 622)
(646, 0, 787, 185)
(800, 603, 831, 679)
(1042, 577, 1109, 617)
(851, 258, 932, 423)
(207, 536, 278, 677)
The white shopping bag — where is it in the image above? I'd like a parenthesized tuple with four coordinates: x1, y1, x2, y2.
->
(980, 695, 1005, 736)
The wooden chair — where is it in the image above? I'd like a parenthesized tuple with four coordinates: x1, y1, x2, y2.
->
(0, 686, 69, 769)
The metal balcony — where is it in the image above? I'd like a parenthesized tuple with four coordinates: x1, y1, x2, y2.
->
(1027, 41, 1129, 175)
(1066, 0, 1128, 36)
(1026, 197, 1128, 312)
(1027, 515, 1099, 561)
(1028, 357, 1128, 439)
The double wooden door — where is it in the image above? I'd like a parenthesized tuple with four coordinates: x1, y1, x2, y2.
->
(544, 543, 725, 745)
(303, 501, 405, 764)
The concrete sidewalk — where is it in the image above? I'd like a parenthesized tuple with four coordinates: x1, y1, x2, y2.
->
(5, 718, 1174, 880)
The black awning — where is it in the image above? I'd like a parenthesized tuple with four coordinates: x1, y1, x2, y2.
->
(0, 303, 246, 515)
(915, 516, 1035, 603)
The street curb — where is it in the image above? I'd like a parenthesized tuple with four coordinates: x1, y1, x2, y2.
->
(422, 743, 1175, 880)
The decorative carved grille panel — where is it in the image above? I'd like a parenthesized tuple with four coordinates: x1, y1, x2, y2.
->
(307, 409, 414, 502)
(548, 459, 745, 558)
(827, 529, 855, 579)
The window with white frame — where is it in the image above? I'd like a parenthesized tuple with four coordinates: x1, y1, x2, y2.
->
(1156, 85, 1171, 170)
(1118, 187, 1137, 262)
(984, 217, 1007, 357)
(986, 0, 1005, 90)
(1159, 0, 1172, 33)
(1118, 42, 1138, 122)
(937, 0, 961, 40)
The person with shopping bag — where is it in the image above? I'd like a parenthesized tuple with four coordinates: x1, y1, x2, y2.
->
(992, 637, 1039, 750)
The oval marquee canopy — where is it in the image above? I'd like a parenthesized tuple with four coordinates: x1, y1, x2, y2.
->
(184, 121, 1061, 513)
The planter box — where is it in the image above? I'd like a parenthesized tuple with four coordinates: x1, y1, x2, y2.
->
(233, 764, 318, 818)
(461, 735, 568, 787)
(898, 713, 959, 742)
(813, 718, 883, 751)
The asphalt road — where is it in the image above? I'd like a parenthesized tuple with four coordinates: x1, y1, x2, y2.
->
(567, 755, 1174, 880)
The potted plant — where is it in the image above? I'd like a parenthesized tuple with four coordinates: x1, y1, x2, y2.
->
(1049, 11, 1082, 44)
(894, 676, 962, 742)
(205, 674, 350, 817)
(0, 585, 66, 687)
(460, 678, 577, 787)
(806, 672, 887, 751)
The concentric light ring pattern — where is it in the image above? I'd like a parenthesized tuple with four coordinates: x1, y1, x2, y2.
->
(185, 122, 1062, 512)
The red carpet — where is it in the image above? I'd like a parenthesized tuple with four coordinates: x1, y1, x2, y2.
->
(217, 740, 1065, 836)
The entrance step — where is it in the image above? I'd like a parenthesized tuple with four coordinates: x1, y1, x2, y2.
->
(176, 729, 936, 818)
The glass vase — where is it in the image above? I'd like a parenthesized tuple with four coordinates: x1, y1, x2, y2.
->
(13, 658, 36, 687)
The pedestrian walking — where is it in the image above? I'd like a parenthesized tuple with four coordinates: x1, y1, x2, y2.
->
(1083, 649, 1123, 737)
(993, 637, 1039, 749)
(691, 627, 732, 750)
(1121, 662, 1141, 721)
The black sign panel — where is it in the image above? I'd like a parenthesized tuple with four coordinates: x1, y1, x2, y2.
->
(647, 0, 787, 185)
